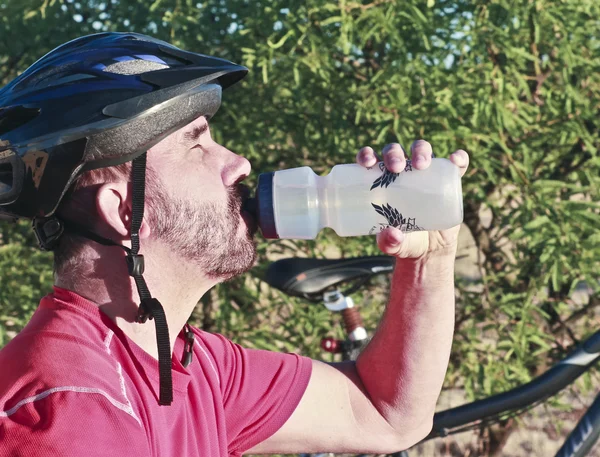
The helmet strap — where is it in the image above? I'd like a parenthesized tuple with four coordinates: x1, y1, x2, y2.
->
(33, 152, 174, 406)
(128, 152, 173, 406)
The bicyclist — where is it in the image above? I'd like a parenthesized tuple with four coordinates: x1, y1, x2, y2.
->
(0, 33, 469, 456)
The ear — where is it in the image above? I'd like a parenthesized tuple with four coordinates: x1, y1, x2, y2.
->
(95, 182, 151, 241)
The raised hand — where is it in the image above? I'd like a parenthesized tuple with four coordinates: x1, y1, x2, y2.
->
(356, 140, 469, 259)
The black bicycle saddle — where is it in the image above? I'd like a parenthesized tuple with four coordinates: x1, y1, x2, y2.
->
(264, 256, 395, 300)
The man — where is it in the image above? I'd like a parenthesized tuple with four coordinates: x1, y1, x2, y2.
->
(0, 33, 469, 455)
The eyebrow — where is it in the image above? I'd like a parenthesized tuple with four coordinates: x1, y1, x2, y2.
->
(183, 122, 209, 142)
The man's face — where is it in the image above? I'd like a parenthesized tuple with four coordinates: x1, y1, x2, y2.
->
(145, 116, 257, 280)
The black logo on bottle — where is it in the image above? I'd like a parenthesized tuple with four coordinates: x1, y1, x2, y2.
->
(369, 203, 423, 234)
(370, 160, 413, 190)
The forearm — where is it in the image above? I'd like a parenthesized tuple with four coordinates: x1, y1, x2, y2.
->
(355, 244, 456, 436)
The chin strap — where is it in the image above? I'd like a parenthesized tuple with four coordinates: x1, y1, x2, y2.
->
(33, 152, 173, 406)
(128, 153, 172, 406)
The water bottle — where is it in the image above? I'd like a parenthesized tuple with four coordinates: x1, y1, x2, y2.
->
(252, 158, 463, 239)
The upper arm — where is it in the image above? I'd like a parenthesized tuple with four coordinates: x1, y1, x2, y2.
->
(247, 359, 427, 455)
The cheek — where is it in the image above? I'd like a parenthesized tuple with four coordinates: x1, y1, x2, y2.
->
(162, 151, 229, 205)
(179, 169, 228, 206)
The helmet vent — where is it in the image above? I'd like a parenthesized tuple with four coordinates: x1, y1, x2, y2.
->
(0, 106, 41, 137)
(103, 60, 169, 76)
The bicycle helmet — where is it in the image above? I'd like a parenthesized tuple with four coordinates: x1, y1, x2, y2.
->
(0, 32, 247, 219)
(0, 32, 249, 405)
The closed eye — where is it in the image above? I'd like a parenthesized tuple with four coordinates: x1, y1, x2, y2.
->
(191, 144, 207, 152)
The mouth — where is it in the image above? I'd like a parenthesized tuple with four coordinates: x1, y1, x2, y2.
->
(238, 183, 251, 202)
(238, 184, 258, 235)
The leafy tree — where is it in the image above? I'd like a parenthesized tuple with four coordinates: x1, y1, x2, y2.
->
(1, 0, 599, 454)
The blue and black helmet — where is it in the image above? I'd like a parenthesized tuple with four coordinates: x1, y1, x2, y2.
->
(0, 32, 248, 219)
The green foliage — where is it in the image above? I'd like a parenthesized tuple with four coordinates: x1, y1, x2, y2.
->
(0, 220, 53, 346)
(1, 0, 599, 452)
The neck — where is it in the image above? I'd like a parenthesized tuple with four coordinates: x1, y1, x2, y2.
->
(55, 241, 216, 359)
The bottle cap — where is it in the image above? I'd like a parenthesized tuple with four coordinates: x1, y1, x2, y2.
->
(256, 172, 279, 239)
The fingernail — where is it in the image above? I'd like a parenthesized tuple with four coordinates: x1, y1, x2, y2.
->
(389, 230, 404, 246)
(364, 156, 376, 166)
(454, 150, 466, 165)
(414, 156, 427, 168)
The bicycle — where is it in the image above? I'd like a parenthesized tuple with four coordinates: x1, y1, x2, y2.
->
(264, 255, 600, 457)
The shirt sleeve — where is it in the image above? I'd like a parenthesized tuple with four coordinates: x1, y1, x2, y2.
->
(199, 332, 312, 456)
(0, 390, 148, 457)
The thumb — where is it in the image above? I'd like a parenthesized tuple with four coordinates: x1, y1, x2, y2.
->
(377, 227, 429, 258)
(376, 227, 405, 256)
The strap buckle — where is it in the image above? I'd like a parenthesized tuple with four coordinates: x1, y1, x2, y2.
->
(136, 297, 154, 324)
(182, 328, 195, 367)
(32, 216, 64, 251)
(126, 253, 145, 277)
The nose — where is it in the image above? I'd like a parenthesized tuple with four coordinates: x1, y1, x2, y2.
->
(221, 148, 251, 187)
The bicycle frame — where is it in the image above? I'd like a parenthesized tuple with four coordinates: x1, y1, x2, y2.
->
(428, 330, 600, 442)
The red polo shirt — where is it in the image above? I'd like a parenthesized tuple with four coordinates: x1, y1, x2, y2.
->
(0, 287, 312, 456)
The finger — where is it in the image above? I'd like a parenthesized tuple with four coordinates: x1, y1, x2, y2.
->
(356, 146, 379, 168)
(382, 143, 407, 174)
(376, 226, 405, 256)
(449, 149, 470, 177)
(410, 139, 434, 170)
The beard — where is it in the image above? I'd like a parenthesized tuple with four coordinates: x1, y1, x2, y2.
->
(146, 179, 257, 281)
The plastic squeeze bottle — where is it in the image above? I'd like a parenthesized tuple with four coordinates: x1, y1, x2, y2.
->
(253, 158, 463, 239)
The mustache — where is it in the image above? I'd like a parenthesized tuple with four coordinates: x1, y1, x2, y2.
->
(228, 183, 250, 213)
